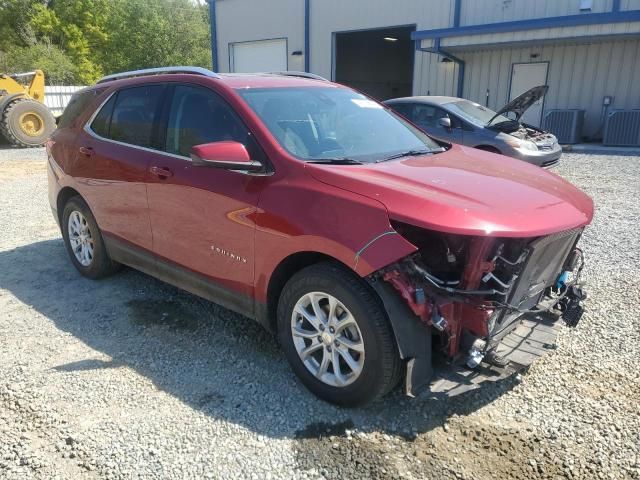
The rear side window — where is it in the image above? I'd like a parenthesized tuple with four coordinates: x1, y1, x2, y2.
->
(90, 95, 116, 138)
(58, 89, 104, 129)
(91, 85, 164, 148)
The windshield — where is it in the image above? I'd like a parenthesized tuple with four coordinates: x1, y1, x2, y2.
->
(236, 87, 442, 163)
(446, 100, 513, 126)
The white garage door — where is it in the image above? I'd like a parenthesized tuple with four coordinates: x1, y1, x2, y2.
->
(230, 39, 287, 73)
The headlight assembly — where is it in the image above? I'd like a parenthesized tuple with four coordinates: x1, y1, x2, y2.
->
(506, 139, 538, 151)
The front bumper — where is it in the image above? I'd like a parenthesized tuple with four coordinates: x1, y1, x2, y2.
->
(429, 312, 562, 397)
(371, 227, 586, 398)
(507, 142, 563, 168)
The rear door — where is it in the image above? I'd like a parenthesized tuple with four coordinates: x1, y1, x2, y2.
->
(146, 82, 264, 303)
(79, 84, 165, 251)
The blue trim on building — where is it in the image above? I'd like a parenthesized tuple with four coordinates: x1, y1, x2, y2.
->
(416, 38, 465, 98)
(305, 0, 310, 72)
(207, 0, 218, 71)
(453, 0, 461, 27)
(436, 31, 640, 51)
(411, 2, 640, 112)
(412, 10, 640, 40)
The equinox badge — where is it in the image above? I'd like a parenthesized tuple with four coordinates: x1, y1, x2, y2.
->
(210, 245, 247, 263)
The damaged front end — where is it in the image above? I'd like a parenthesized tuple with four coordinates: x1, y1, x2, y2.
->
(369, 222, 587, 398)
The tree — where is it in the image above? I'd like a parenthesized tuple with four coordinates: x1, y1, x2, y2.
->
(0, 41, 78, 84)
(0, 0, 39, 51)
(0, 0, 212, 84)
(102, 0, 211, 75)
(29, 0, 113, 83)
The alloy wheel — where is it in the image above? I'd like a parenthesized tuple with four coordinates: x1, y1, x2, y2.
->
(68, 211, 94, 267)
(291, 291, 365, 387)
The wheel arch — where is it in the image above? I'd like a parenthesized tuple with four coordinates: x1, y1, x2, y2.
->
(56, 186, 82, 225)
(262, 251, 351, 332)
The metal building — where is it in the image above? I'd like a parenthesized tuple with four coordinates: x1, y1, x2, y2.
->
(209, 0, 640, 142)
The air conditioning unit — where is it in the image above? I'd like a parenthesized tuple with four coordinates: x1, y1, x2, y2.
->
(603, 109, 640, 146)
(542, 109, 584, 144)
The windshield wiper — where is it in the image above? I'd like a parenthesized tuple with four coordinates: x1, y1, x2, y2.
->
(377, 148, 442, 163)
(306, 158, 363, 165)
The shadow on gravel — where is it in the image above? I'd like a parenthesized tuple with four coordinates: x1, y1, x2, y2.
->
(0, 240, 517, 446)
(53, 359, 125, 372)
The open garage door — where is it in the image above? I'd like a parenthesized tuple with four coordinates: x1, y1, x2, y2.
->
(334, 26, 414, 100)
(509, 62, 549, 127)
(230, 38, 287, 73)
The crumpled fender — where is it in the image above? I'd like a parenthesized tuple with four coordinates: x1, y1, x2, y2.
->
(352, 229, 417, 276)
(253, 172, 417, 303)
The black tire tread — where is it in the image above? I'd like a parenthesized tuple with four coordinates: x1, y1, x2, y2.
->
(277, 262, 402, 406)
(0, 98, 56, 148)
(61, 196, 120, 279)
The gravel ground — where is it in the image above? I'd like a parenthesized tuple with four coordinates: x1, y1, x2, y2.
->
(0, 144, 639, 480)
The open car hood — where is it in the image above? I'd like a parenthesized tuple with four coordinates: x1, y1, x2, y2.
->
(487, 85, 548, 125)
(306, 145, 593, 238)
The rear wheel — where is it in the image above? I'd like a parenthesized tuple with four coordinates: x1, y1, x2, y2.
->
(61, 197, 120, 279)
(0, 98, 56, 147)
(277, 262, 402, 406)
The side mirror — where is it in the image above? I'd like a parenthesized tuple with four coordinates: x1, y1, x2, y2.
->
(191, 141, 263, 172)
(438, 117, 452, 129)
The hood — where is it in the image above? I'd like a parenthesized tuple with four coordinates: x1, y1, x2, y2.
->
(487, 85, 548, 125)
(306, 145, 593, 238)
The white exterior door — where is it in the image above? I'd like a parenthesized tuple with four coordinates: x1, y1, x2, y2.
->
(509, 62, 548, 127)
(230, 39, 287, 73)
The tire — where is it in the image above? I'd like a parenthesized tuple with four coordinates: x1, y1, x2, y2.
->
(475, 145, 501, 154)
(0, 98, 56, 147)
(277, 262, 402, 406)
(61, 196, 120, 279)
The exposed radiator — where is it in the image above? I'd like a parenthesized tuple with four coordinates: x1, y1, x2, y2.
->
(603, 109, 640, 146)
(542, 109, 584, 144)
(490, 228, 582, 343)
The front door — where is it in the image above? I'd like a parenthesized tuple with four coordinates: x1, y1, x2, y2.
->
(146, 83, 263, 301)
(407, 103, 463, 144)
(509, 62, 548, 126)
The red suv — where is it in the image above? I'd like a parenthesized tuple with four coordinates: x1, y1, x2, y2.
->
(48, 67, 593, 406)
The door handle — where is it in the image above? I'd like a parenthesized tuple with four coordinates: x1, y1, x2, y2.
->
(78, 146, 94, 157)
(150, 166, 173, 178)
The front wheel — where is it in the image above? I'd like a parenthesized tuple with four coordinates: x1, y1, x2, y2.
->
(277, 263, 402, 406)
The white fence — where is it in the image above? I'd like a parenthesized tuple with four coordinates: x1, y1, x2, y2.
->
(44, 85, 86, 116)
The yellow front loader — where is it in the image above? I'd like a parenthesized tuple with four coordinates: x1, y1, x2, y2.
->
(0, 70, 56, 147)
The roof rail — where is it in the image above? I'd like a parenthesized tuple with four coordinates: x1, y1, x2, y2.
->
(97, 66, 221, 84)
(268, 71, 328, 82)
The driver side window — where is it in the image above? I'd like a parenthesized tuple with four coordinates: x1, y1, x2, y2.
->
(433, 107, 463, 129)
(412, 104, 438, 127)
(165, 84, 260, 159)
